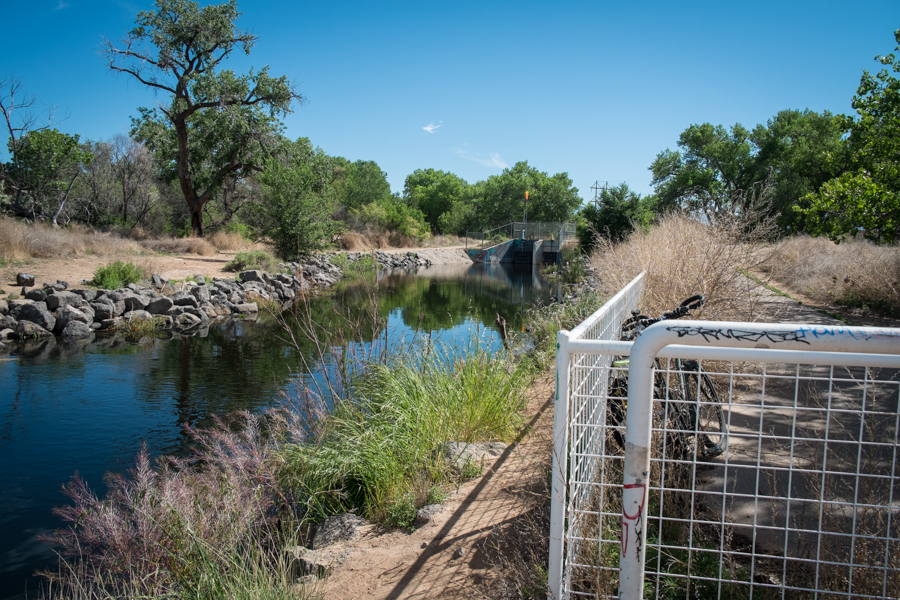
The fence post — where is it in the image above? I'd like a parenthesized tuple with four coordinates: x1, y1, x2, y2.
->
(548, 329, 571, 599)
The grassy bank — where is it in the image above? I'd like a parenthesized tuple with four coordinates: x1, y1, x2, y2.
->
(40, 324, 533, 598)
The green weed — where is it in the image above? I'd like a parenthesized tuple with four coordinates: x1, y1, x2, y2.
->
(90, 261, 147, 290)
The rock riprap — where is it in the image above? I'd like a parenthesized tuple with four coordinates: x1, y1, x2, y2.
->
(0, 264, 339, 345)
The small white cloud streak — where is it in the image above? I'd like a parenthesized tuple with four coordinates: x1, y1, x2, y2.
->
(452, 148, 508, 169)
(54, 0, 70, 9)
(423, 121, 442, 133)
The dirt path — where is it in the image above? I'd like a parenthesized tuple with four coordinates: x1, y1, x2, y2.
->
(313, 378, 555, 600)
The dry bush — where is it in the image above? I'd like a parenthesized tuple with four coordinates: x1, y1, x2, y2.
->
(765, 235, 900, 314)
(206, 230, 252, 251)
(338, 231, 372, 251)
(424, 234, 463, 247)
(591, 213, 772, 322)
(138, 236, 216, 256)
(0, 217, 145, 259)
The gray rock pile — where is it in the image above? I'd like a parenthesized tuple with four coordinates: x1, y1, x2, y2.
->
(371, 250, 432, 270)
(0, 266, 329, 347)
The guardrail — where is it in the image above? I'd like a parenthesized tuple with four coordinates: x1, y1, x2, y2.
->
(465, 222, 576, 252)
(549, 272, 900, 599)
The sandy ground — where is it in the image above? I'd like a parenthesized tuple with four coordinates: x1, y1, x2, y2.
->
(0, 246, 473, 296)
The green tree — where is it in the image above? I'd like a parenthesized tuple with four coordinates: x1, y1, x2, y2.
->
(104, 0, 301, 237)
(577, 183, 655, 249)
(751, 109, 848, 233)
(5, 128, 93, 226)
(475, 161, 581, 228)
(649, 123, 756, 220)
(802, 29, 900, 243)
(250, 137, 337, 259)
(402, 168, 469, 233)
(341, 160, 392, 210)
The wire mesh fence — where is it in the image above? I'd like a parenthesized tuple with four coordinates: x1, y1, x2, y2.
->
(549, 274, 900, 599)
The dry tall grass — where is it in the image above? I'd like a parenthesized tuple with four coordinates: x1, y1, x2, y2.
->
(765, 235, 900, 314)
(0, 217, 223, 260)
(138, 237, 216, 256)
(0, 217, 145, 259)
(207, 230, 254, 251)
(590, 213, 771, 322)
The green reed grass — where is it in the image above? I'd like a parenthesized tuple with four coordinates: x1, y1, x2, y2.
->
(90, 261, 147, 290)
(277, 344, 530, 527)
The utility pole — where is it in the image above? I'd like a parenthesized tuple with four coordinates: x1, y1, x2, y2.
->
(591, 180, 609, 209)
(523, 190, 528, 239)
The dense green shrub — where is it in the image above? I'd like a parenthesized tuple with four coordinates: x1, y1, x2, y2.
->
(90, 260, 147, 289)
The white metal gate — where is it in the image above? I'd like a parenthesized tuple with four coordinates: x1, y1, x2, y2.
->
(548, 272, 900, 599)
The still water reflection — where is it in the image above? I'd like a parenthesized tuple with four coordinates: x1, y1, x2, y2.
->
(0, 262, 554, 599)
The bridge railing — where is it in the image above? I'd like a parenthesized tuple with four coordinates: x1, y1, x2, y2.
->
(466, 222, 576, 251)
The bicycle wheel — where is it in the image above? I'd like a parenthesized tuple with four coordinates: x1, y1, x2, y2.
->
(684, 368, 727, 459)
(606, 370, 628, 451)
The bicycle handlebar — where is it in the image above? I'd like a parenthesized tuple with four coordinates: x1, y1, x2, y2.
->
(620, 295, 705, 339)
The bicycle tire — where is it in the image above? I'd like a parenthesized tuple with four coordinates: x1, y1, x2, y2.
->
(684, 369, 727, 459)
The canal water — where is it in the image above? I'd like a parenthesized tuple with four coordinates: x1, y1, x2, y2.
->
(0, 262, 556, 599)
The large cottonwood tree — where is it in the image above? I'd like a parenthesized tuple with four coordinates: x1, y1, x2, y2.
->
(103, 0, 301, 236)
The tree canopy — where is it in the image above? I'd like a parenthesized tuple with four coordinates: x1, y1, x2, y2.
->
(577, 183, 655, 249)
(250, 137, 337, 259)
(474, 161, 581, 228)
(104, 0, 301, 236)
(403, 168, 469, 233)
(802, 29, 900, 243)
(5, 128, 92, 226)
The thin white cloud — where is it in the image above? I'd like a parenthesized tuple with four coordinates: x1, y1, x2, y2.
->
(54, 0, 70, 9)
(452, 148, 508, 169)
(422, 121, 443, 134)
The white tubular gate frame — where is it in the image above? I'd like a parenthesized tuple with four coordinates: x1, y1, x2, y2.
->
(619, 320, 900, 599)
(549, 276, 900, 600)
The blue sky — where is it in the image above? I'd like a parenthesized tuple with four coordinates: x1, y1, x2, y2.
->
(2, 0, 899, 200)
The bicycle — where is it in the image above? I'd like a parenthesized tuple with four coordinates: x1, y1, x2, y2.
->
(606, 295, 727, 461)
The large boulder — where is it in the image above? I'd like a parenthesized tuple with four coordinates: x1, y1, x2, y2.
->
(312, 513, 370, 549)
(15, 302, 56, 333)
(0, 315, 17, 330)
(0, 299, 7, 315)
(54, 305, 91, 333)
(173, 312, 201, 330)
(444, 441, 508, 473)
(45, 291, 83, 312)
(16, 319, 53, 339)
(233, 302, 259, 314)
(24, 288, 48, 302)
(122, 310, 152, 321)
(122, 294, 150, 312)
(60, 320, 93, 340)
(90, 301, 117, 321)
(16, 273, 35, 287)
(72, 289, 98, 303)
(190, 285, 211, 304)
(239, 270, 264, 283)
(146, 297, 174, 315)
(172, 292, 199, 308)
